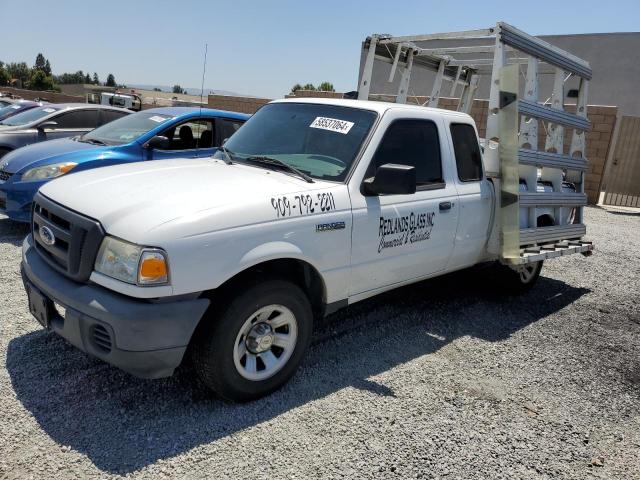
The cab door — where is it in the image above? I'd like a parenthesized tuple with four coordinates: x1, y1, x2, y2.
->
(349, 112, 459, 297)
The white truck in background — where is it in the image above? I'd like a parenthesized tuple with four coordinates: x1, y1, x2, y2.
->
(21, 23, 593, 402)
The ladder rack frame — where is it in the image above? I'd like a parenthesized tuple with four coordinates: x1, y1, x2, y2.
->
(357, 21, 594, 264)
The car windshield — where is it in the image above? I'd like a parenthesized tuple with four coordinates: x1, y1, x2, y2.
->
(0, 105, 61, 126)
(0, 104, 26, 121)
(215, 103, 377, 182)
(81, 111, 174, 145)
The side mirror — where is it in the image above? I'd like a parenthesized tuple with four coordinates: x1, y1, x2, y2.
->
(37, 120, 58, 131)
(362, 163, 416, 196)
(145, 135, 170, 150)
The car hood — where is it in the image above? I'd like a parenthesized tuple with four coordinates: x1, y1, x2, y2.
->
(39, 158, 338, 244)
(0, 137, 106, 173)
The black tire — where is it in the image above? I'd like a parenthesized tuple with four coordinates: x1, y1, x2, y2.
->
(0, 148, 11, 159)
(497, 260, 543, 294)
(192, 279, 313, 402)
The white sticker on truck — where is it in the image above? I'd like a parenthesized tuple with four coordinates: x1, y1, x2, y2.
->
(309, 117, 354, 135)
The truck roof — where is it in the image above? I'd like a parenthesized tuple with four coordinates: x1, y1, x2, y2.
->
(273, 97, 474, 120)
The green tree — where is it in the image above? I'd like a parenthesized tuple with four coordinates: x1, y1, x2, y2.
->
(6, 62, 30, 84)
(30, 69, 55, 90)
(302, 83, 316, 91)
(0, 62, 9, 86)
(105, 73, 116, 87)
(172, 84, 184, 94)
(34, 53, 46, 71)
(153, 87, 161, 92)
(92, 72, 99, 85)
(44, 59, 52, 76)
(84, 73, 91, 83)
(291, 83, 302, 92)
(318, 81, 335, 92)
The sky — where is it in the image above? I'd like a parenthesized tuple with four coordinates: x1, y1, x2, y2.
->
(1, 0, 639, 99)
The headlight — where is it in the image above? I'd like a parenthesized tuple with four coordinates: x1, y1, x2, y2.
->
(22, 162, 77, 181)
(94, 236, 169, 286)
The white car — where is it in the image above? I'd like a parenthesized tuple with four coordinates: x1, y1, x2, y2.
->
(21, 98, 593, 401)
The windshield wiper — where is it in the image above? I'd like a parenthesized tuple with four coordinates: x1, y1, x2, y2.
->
(219, 145, 235, 165)
(245, 156, 314, 183)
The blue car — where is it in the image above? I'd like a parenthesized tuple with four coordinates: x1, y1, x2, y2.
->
(0, 107, 249, 222)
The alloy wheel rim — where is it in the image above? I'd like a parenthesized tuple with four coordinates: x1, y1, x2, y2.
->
(233, 304, 298, 381)
(520, 263, 537, 283)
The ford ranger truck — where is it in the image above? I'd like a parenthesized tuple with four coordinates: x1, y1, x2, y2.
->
(21, 98, 592, 402)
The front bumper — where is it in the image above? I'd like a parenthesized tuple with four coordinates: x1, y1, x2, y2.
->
(21, 234, 210, 378)
(0, 176, 44, 222)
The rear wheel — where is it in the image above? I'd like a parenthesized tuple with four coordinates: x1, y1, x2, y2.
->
(192, 279, 313, 402)
(497, 260, 543, 293)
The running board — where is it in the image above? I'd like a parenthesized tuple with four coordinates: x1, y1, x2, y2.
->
(507, 241, 594, 265)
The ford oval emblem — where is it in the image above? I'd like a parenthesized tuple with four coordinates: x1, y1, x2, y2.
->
(39, 226, 55, 246)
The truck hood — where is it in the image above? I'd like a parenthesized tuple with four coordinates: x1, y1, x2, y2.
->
(1, 137, 104, 173)
(39, 158, 337, 243)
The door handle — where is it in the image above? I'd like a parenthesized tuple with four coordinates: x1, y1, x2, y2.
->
(439, 201, 452, 211)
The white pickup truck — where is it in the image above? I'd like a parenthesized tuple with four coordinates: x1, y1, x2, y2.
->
(21, 97, 593, 401)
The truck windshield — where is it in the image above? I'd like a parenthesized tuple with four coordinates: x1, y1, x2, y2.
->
(81, 111, 174, 145)
(217, 103, 377, 182)
(0, 106, 61, 126)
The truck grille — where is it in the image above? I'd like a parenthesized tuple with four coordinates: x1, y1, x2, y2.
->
(32, 192, 104, 282)
(0, 170, 11, 181)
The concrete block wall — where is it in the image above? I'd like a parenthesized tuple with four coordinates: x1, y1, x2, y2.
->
(207, 94, 271, 114)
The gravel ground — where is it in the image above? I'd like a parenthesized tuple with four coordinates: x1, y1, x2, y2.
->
(0, 206, 638, 479)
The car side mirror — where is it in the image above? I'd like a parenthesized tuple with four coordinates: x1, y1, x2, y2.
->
(37, 120, 58, 131)
(362, 163, 416, 196)
(145, 135, 170, 150)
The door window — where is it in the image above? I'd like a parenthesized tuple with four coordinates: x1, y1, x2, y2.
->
(370, 119, 443, 188)
(53, 110, 100, 129)
(158, 119, 214, 150)
(218, 118, 244, 144)
(450, 123, 483, 181)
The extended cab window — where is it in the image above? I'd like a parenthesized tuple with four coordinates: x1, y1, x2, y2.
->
(450, 123, 483, 181)
(370, 119, 443, 187)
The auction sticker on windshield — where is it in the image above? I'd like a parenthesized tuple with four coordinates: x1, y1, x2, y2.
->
(310, 117, 354, 135)
(149, 115, 168, 123)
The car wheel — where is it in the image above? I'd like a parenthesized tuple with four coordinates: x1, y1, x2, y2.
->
(498, 260, 543, 293)
(0, 148, 11, 159)
(192, 279, 313, 402)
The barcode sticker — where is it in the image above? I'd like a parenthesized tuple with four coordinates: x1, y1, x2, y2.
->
(309, 117, 354, 135)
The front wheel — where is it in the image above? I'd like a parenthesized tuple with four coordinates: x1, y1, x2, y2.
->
(192, 279, 313, 402)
